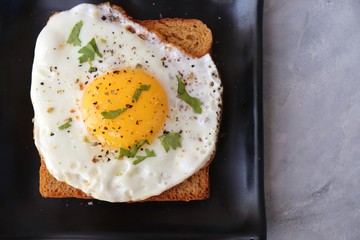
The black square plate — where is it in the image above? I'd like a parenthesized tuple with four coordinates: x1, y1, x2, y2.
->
(0, 0, 265, 239)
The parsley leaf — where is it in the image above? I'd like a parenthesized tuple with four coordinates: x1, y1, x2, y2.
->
(58, 118, 72, 130)
(67, 20, 83, 46)
(101, 108, 128, 119)
(88, 66, 97, 73)
(132, 85, 151, 102)
(78, 38, 103, 63)
(133, 149, 156, 165)
(117, 140, 149, 159)
(158, 132, 182, 152)
(177, 75, 202, 114)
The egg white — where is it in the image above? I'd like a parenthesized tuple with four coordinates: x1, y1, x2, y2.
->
(31, 3, 222, 202)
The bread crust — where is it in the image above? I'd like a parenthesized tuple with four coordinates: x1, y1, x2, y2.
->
(100, 2, 212, 58)
(38, 3, 216, 202)
(140, 18, 212, 58)
(40, 157, 210, 201)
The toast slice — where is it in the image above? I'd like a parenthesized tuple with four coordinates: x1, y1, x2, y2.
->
(39, 7, 214, 202)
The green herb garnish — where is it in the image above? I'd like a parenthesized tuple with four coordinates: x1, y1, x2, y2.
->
(88, 66, 98, 73)
(101, 108, 128, 119)
(78, 38, 103, 63)
(58, 118, 72, 130)
(117, 140, 149, 159)
(133, 149, 156, 165)
(132, 84, 151, 102)
(67, 20, 83, 46)
(158, 132, 182, 152)
(176, 75, 202, 114)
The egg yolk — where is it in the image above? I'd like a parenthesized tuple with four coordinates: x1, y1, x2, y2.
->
(81, 69, 168, 149)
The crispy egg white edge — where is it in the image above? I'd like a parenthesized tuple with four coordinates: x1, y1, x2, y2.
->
(31, 3, 223, 202)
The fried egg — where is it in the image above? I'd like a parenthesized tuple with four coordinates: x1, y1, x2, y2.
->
(31, 3, 222, 202)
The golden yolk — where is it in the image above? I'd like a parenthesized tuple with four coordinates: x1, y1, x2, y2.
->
(81, 69, 168, 149)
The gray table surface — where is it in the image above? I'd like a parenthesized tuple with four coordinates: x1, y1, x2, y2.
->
(263, 0, 360, 239)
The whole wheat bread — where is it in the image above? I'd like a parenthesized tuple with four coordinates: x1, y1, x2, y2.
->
(39, 4, 214, 202)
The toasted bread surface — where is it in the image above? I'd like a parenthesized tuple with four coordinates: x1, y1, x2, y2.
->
(40, 158, 209, 201)
(141, 18, 212, 58)
(39, 4, 213, 202)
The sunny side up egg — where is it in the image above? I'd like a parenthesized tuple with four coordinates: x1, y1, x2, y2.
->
(31, 3, 222, 202)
